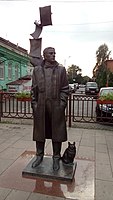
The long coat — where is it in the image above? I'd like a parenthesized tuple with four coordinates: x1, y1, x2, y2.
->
(31, 61, 69, 142)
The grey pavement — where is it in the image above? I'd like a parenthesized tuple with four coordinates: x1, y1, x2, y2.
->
(0, 121, 113, 200)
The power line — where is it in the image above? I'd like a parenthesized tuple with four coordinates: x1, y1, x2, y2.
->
(46, 30, 113, 33)
(49, 0, 113, 3)
(54, 21, 113, 26)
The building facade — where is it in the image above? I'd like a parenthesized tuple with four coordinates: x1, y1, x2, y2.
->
(6, 75, 32, 93)
(105, 59, 113, 73)
(0, 37, 30, 90)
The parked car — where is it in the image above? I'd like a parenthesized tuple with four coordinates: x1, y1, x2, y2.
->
(96, 87, 113, 122)
(79, 84, 85, 88)
(69, 84, 76, 93)
(85, 82, 99, 95)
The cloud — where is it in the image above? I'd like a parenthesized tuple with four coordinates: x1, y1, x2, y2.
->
(0, 0, 113, 77)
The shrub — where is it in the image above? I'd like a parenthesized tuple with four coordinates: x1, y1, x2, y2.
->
(99, 93, 113, 101)
(15, 91, 31, 99)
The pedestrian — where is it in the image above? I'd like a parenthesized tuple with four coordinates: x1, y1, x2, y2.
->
(31, 47, 69, 171)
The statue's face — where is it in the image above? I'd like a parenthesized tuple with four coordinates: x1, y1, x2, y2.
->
(44, 48, 56, 63)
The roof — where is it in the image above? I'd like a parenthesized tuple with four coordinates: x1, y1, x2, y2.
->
(6, 75, 31, 85)
(0, 37, 28, 54)
(19, 75, 31, 80)
(105, 59, 113, 63)
(99, 87, 113, 95)
(6, 79, 31, 86)
(100, 87, 113, 90)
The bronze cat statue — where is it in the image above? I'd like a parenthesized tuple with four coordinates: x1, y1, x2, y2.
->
(62, 142, 76, 164)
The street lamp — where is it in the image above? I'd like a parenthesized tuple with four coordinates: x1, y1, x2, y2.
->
(64, 56, 71, 69)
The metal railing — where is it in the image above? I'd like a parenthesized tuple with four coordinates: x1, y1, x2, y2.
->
(0, 92, 113, 126)
(67, 94, 97, 127)
(0, 92, 32, 120)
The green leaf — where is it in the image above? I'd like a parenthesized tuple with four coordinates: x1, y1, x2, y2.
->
(15, 91, 31, 99)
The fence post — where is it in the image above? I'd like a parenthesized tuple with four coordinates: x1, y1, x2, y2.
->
(68, 93, 72, 127)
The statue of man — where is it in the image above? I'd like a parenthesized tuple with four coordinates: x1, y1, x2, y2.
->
(31, 47, 69, 171)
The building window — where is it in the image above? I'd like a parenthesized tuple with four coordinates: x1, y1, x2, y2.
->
(8, 62, 12, 80)
(15, 64, 19, 80)
(0, 60, 4, 79)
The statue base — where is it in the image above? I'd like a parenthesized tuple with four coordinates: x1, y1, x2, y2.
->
(22, 156, 77, 181)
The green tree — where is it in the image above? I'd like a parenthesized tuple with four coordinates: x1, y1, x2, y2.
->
(96, 43, 111, 65)
(82, 76, 92, 84)
(93, 44, 111, 88)
(67, 64, 82, 83)
(108, 72, 113, 86)
(96, 64, 107, 88)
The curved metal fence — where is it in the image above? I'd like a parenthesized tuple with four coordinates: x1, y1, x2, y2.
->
(0, 92, 32, 119)
(0, 92, 113, 126)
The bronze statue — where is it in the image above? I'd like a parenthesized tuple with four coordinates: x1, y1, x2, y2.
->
(31, 47, 69, 171)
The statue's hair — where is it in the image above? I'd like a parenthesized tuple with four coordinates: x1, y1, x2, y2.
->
(43, 47, 55, 56)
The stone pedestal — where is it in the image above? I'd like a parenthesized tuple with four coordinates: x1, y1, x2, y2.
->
(22, 156, 77, 181)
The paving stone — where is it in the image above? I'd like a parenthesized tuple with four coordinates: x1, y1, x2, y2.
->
(21, 134, 33, 141)
(96, 136, 106, 144)
(28, 193, 65, 200)
(11, 140, 34, 149)
(96, 180, 113, 200)
(105, 135, 113, 141)
(0, 139, 6, 144)
(0, 122, 113, 200)
(0, 150, 94, 200)
(68, 134, 82, 142)
(108, 148, 113, 159)
(110, 159, 113, 173)
(0, 142, 12, 153)
(96, 152, 110, 165)
(0, 187, 11, 200)
(105, 131, 113, 136)
(0, 158, 15, 174)
(106, 140, 113, 149)
(5, 190, 30, 200)
(96, 143, 108, 153)
(77, 146, 95, 160)
(96, 163, 113, 181)
(67, 127, 83, 136)
(0, 133, 13, 140)
(0, 147, 25, 160)
(5, 136, 23, 143)
(82, 132, 95, 138)
(80, 138, 95, 147)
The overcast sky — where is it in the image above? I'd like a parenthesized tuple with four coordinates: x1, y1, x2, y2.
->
(0, 0, 113, 77)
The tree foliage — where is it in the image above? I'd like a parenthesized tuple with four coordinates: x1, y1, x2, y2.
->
(96, 43, 111, 65)
(108, 72, 113, 86)
(67, 64, 91, 84)
(67, 64, 82, 83)
(93, 43, 112, 88)
(96, 64, 107, 88)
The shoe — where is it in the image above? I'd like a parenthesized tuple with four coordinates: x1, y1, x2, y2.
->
(53, 157, 60, 171)
(32, 155, 43, 168)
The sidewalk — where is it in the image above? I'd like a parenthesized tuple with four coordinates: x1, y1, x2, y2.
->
(0, 122, 113, 200)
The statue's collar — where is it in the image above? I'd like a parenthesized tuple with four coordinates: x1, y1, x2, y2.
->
(41, 60, 59, 68)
